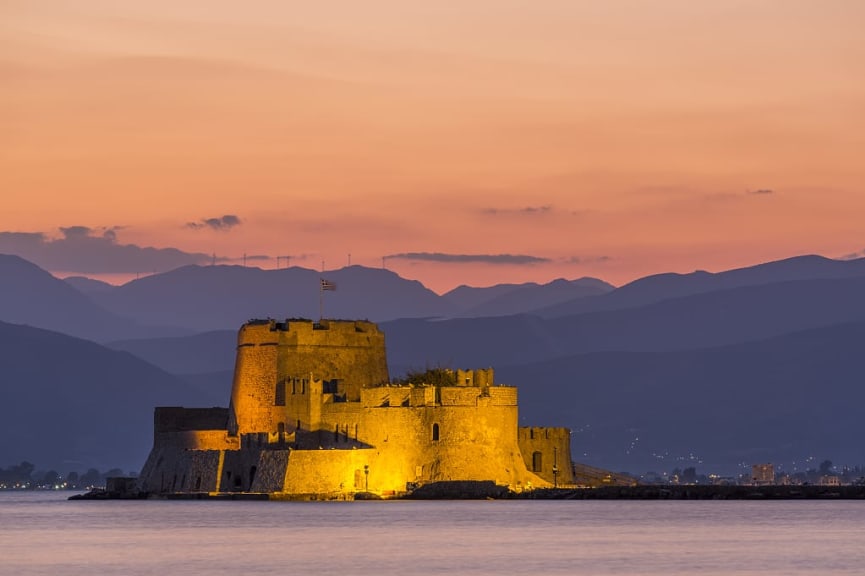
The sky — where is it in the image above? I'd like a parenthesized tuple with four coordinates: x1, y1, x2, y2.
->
(2, 0, 864, 293)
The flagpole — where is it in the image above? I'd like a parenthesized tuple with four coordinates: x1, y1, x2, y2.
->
(319, 278, 336, 321)
(320, 260, 325, 322)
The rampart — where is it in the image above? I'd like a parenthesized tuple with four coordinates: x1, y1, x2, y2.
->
(518, 427, 575, 486)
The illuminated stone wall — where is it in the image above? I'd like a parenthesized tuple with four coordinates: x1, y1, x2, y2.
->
(138, 320, 569, 498)
(229, 319, 388, 435)
(517, 427, 575, 486)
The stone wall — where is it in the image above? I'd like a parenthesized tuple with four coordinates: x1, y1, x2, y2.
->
(229, 319, 388, 435)
(518, 427, 575, 486)
(155, 407, 229, 434)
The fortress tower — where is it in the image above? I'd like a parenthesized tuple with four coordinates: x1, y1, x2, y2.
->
(228, 319, 388, 435)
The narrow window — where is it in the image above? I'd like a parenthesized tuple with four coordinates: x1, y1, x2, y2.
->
(432, 423, 440, 442)
(275, 380, 285, 406)
(532, 451, 543, 473)
(530, 428, 534, 440)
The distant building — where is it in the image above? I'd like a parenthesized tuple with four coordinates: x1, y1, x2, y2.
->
(819, 475, 841, 487)
(751, 463, 775, 486)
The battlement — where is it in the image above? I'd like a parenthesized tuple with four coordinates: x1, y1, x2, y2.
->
(238, 319, 383, 347)
(518, 427, 571, 441)
(356, 381, 516, 408)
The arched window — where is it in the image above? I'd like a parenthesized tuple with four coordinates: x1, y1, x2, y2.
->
(532, 451, 543, 473)
(432, 423, 440, 442)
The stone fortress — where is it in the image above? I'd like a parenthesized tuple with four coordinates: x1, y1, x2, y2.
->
(138, 319, 574, 498)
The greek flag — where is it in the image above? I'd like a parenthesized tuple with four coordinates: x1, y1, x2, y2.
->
(320, 278, 336, 291)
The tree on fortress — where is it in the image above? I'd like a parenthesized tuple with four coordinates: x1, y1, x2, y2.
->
(396, 368, 457, 387)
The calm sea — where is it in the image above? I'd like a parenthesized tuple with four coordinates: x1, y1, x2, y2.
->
(1, 492, 863, 576)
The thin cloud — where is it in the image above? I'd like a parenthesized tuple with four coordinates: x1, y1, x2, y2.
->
(565, 255, 612, 264)
(840, 248, 865, 261)
(747, 189, 775, 196)
(0, 227, 211, 274)
(185, 214, 242, 231)
(481, 205, 553, 216)
(385, 252, 550, 265)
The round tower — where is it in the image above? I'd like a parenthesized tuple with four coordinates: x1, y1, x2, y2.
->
(228, 320, 280, 435)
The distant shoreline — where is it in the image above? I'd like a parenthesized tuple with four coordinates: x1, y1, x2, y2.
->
(516, 485, 865, 500)
(68, 482, 865, 501)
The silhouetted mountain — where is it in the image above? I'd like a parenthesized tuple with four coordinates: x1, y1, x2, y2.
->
(0, 321, 223, 473)
(63, 275, 115, 295)
(0, 254, 137, 342)
(90, 264, 453, 332)
(384, 276, 865, 369)
(450, 277, 613, 317)
(115, 274, 865, 381)
(442, 283, 525, 312)
(500, 321, 865, 474)
(109, 330, 237, 375)
(538, 254, 865, 318)
(179, 370, 235, 401)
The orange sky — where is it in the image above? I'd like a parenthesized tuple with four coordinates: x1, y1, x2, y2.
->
(2, 1, 864, 293)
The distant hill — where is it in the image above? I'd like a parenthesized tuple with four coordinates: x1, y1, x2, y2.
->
(500, 321, 865, 474)
(90, 264, 453, 332)
(63, 275, 115, 295)
(384, 275, 865, 370)
(0, 254, 140, 342)
(441, 283, 526, 312)
(179, 370, 235, 401)
(449, 277, 613, 317)
(0, 321, 223, 473)
(114, 273, 865, 382)
(109, 330, 237, 375)
(537, 254, 865, 318)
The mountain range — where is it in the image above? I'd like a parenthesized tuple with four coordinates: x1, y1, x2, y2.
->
(0, 320, 222, 473)
(1, 251, 864, 474)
